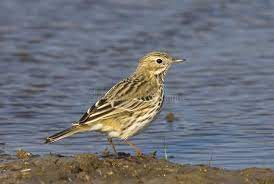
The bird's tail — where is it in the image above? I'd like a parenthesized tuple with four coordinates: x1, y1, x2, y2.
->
(45, 125, 85, 144)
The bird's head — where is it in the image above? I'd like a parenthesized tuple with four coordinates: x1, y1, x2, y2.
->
(135, 51, 186, 77)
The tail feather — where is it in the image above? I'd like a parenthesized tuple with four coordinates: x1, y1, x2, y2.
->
(45, 126, 84, 144)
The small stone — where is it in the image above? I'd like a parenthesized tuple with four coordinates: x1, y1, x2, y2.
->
(16, 150, 33, 160)
(165, 112, 175, 122)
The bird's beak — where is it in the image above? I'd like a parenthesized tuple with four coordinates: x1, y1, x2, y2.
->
(172, 58, 186, 63)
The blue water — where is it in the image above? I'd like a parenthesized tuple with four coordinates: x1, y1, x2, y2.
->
(0, 0, 274, 169)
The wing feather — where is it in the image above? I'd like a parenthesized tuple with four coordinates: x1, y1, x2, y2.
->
(77, 77, 158, 126)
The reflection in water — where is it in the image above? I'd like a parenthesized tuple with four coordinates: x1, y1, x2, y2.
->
(0, 0, 274, 169)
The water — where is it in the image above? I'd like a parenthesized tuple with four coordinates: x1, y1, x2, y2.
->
(0, 0, 274, 169)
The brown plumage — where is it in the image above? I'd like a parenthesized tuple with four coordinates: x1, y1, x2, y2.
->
(45, 51, 185, 155)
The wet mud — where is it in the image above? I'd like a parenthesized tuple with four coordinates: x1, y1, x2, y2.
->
(0, 150, 273, 184)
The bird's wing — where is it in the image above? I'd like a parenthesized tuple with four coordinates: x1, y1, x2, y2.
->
(77, 78, 158, 125)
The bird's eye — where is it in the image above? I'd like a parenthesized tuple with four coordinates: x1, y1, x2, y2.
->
(156, 59, 163, 64)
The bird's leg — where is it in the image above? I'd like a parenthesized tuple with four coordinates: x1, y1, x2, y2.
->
(124, 140, 143, 156)
(107, 138, 118, 155)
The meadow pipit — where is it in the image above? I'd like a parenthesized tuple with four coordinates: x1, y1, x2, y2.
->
(45, 51, 186, 156)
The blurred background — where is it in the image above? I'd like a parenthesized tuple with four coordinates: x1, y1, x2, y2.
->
(0, 0, 274, 169)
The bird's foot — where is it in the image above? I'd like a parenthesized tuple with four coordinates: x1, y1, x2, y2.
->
(102, 147, 110, 157)
(135, 149, 143, 157)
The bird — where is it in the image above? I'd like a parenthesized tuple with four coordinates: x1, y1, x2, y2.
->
(45, 51, 186, 156)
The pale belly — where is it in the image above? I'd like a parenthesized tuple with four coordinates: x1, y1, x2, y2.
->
(117, 109, 159, 140)
(107, 89, 164, 140)
(110, 97, 164, 139)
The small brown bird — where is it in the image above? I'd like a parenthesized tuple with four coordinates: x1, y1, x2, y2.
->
(45, 51, 185, 155)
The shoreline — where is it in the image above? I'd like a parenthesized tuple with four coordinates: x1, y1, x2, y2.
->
(0, 150, 273, 184)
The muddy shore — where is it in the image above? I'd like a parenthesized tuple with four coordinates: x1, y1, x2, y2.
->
(0, 150, 274, 184)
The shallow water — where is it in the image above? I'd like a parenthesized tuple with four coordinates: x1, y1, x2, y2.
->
(0, 0, 274, 169)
